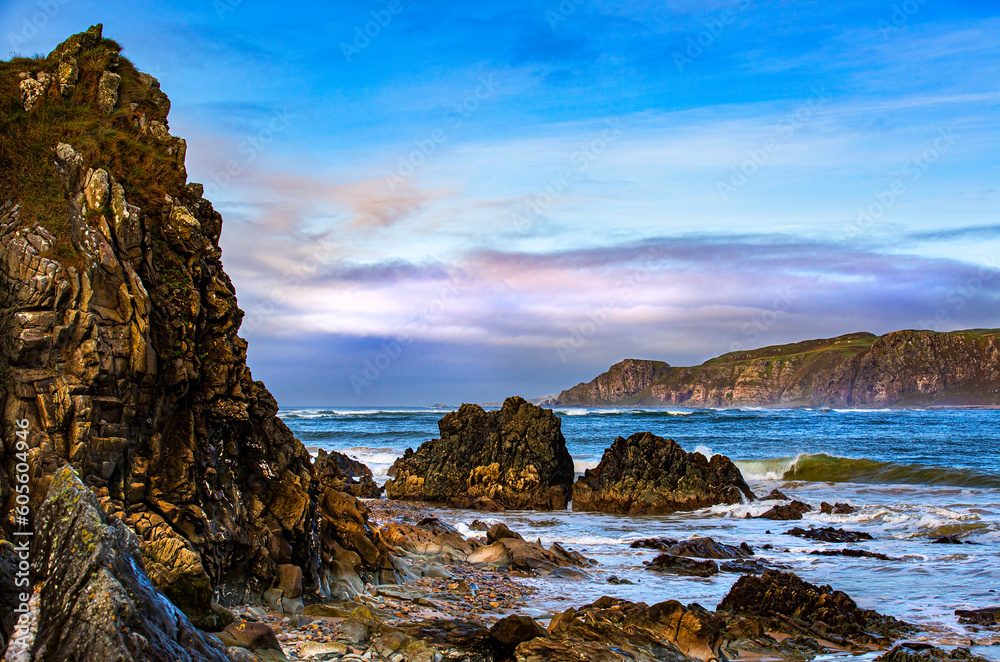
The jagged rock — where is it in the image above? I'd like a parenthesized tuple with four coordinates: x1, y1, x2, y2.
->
(761, 488, 790, 500)
(821, 501, 857, 514)
(810, 548, 893, 561)
(646, 554, 719, 577)
(572, 432, 754, 514)
(630, 537, 678, 551)
(876, 643, 991, 662)
(758, 500, 813, 520)
(718, 570, 913, 647)
(19, 73, 51, 111)
(787, 526, 873, 543)
(955, 606, 1000, 626)
(315, 448, 382, 498)
(665, 537, 754, 559)
(385, 397, 574, 510)
(26, 466, 229, 661)
(519, 596, 724, 662)
(0, 25, 385, 625)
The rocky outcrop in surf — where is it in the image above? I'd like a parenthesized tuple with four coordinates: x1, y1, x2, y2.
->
(718, 570, 914, 658)
(554, 329, 1000, 408)
(385, 397, 575, 511)
(572, 432, 754, 514)
(0, 25, 386, 628)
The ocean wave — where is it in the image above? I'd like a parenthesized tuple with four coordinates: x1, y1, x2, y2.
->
(737, 453, 1000, 488)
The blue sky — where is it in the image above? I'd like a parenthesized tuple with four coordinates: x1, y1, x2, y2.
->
(4, 0, 1000, 405)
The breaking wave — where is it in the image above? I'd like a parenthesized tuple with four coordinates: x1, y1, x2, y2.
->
(737, 453, 1000, 488)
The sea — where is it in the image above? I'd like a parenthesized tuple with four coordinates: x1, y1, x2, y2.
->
(279, 406, 1000, 660)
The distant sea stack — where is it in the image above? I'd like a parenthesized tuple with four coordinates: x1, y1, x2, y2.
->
(385, 397, 575, 511)
(554, 330, 1000, 408)
(0, 25, 387, 629)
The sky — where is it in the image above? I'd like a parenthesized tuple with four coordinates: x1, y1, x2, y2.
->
(4, 0, 1000, 405)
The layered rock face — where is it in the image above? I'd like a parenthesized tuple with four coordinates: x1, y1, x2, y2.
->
(14, 465, 229, 661)
(555, 330, 1000, 407)
(555, 358, 671, 406)
(572, 432, 754, 514)
(385, 397, 575, 511)
(0, 25, 385, 626)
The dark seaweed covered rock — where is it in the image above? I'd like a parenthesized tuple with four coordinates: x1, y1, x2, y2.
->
(787, 526, 873, 543)
(647, 554, 719, 577)
(22, 465, 229, 661)
(717, 570, 912, 646)
(385, 397, 574, 510)
(876, 643, 992, 662)
(758, 500, 814, 520)
(572, 432, 754, 514)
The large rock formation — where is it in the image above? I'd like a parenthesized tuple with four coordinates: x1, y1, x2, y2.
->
(555, 358, 671, 406)
(0, 25, 385, 627)
(385, 397, 575, 511)
(572, 432, 754, 514)
(554, 330, 1000, 407)
(14, 465, 229, 661)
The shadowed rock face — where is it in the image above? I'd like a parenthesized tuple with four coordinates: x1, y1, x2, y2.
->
(385, 397, 575, 511)
(0, 25, 385, 625)
(25, 465, 229, 661)
(572, 432, 754, 514)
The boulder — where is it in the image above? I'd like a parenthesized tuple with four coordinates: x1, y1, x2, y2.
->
(467, 537, 589, 575)
(630, 537, 678, 551)
(955, 606, 1000, 626)
(761, 488, 790, 500)
(385, 397, 574, 510)
(647, 554, 719, 577)
(377, 522, 475, 563)
(758, 500, 813, 520)
(486, 522, 524, 543)
(572, 432, 754, 514)
(222, 621, 287, 662)
(25, 466, 230, 661)
(490, 614, 548, 648)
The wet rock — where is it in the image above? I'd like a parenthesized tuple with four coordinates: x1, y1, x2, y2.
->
(377, 522, 474, 563)
(787, 526, 874, 543)
(647, 554, 719, 577)
(469, 519, 491, 531)
(467, 537, 590, 575)
(955, 606, 1000, 626)
(523, 596, 724, 662)
(719, 558, 776, 574)
(315, 448, 383, 498)
(386, 397, 574, 510)
(28, 466, 229, 661)
(758, 500, 813, 520)
(810, 548, 893, 561)
(876, 643, 992, 662)
(932, 535, 972, 545)
(718, 570, 913, 646)
(761, 488, 790, 500)
(573, 431, 754, 514)
(666, 537, 754, 559)
(276, 564, 303, 599)
(607, 575, 635, 585)
(820, 501, 857, 514)
(630, 537, 679, 551)
(490, 614, 548, 648)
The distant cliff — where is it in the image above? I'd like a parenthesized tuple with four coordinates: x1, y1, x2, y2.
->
(554, 330, 1000, 408)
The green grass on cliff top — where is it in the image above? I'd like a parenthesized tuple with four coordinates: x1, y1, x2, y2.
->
(0, 30, 184, 262)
